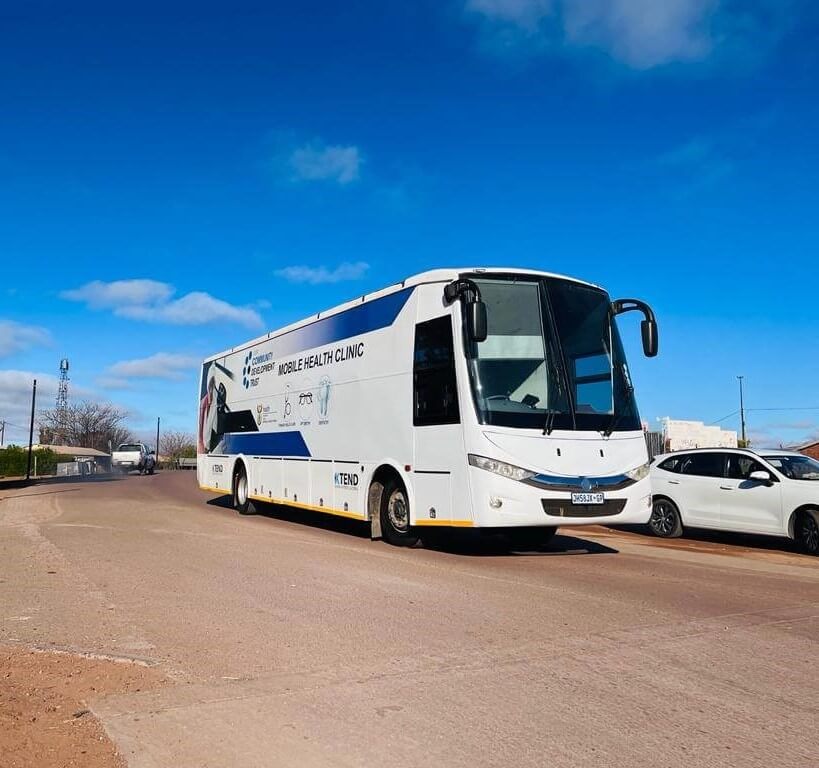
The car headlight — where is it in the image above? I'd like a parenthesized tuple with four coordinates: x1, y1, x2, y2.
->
(625, 461, 650, 482)
(468, 454, 535, 482)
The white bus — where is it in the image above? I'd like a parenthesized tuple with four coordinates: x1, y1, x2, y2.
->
(197, 268, 658, 547)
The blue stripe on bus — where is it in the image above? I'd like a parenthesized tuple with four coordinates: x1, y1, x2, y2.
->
(220, 431, 311, 458)
(266, 286, 414, 358)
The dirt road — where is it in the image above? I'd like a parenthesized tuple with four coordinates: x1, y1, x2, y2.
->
(1, 472, 817, 767)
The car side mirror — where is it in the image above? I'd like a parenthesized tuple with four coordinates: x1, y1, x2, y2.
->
(749, 470, 773, 485)
(468, 300, 488, 343)
(641, 318, 658, 358)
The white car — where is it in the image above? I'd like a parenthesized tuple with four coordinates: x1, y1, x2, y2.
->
(649, 448, 819, 554)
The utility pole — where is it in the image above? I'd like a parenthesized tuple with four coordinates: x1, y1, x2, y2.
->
(0, 420, 4, 447)
(26, 379, 37, 481)
(155, 417, 160, 459)
(737, 375, 747, 446)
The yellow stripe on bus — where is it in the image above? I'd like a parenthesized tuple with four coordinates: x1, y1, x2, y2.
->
(250, 495, 367, 521)
(204, 487, 471, 528)
(200, 485, 231, 495)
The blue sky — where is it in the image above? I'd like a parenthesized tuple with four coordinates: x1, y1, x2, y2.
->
(1, 0, 818, 447)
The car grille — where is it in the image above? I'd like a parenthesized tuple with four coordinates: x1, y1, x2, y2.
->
(541, 499, 627, 518)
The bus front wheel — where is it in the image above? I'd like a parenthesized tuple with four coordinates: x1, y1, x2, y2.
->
(233, 463, 256, 516)
(380, 479, 419, 547)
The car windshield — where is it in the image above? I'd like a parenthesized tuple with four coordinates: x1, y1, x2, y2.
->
(117, 444, 142, 452)
(464, 275, 640, 432)
(763, 454, 819, 480)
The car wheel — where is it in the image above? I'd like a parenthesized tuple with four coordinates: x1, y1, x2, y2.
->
(233, 463, 256, 515)
(649, 498, 683, 538)
(796, 509, 819, 555)
(380, 478, 419, 547)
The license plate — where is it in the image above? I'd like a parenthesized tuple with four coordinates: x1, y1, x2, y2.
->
(571, 492, 604, 505)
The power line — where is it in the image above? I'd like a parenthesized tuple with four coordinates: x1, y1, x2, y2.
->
(746, 407, 819, 412)
(708, 407, 819, 425)
(708, 410, 739, 425)
(0, 420, 30, 431)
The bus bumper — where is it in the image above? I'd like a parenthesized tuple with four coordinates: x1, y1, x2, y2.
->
(467, 468, 652, 528)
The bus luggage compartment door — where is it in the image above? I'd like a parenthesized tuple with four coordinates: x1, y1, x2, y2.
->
(412, 471, 451, 525)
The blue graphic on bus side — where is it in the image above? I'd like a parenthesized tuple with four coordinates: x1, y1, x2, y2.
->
(220, 431, 311, 458)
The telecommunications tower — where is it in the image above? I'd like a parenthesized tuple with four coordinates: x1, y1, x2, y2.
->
(56, 358, 70, 444)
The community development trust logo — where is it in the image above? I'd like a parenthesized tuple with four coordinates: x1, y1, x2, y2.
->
(243, 349, 275, 389)
(242, 350, 253, 389)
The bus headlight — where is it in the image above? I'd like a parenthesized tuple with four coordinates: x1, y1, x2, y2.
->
(468, 454, 535, 482)
(625, 462, 650, 483)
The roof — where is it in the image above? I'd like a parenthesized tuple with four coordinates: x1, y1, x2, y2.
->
(32, 444, 110, 457)
(204, 267, 604, 363)
(793, 439, 819, 451)
(655, 447, 803, 460)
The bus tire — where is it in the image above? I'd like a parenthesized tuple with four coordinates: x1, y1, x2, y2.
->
(380, 478, 418, 547)
(233, 462, 256, 516)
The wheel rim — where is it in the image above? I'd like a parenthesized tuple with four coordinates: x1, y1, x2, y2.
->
(387, 490, 409, 533)
(650, 501, 676, 535)
(800, 513, 819, 552)
(237, 473, 248, 506)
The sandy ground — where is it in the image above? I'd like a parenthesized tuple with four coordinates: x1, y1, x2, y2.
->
(0, 646, 162, 768)
(1, 472, 817, 768)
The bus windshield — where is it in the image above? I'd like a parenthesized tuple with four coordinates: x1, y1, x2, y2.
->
(465, 275, 640, 432)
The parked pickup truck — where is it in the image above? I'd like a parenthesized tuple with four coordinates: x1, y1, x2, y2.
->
(112, 443, 156, 475)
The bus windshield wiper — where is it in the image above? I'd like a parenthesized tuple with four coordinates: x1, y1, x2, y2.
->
(543, 409, 559, 436)
(602, 362, 633, 437)
(602, 411, 620, 438)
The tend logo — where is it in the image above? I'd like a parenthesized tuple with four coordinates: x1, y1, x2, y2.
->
(333, 472, 359, 488)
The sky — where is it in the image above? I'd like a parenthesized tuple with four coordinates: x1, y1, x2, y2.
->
(1, 0, 818, 448)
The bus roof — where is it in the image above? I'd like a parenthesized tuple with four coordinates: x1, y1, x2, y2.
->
(203, 267, 603, 362)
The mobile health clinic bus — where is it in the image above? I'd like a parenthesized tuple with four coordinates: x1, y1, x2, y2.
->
(198, 268, 658, 547)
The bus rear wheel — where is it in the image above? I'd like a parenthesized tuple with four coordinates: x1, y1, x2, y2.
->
(380, 479, 419, 547)
(233, 463, 256, 516)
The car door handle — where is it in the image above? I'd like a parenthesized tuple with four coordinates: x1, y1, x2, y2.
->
(719, 485, 733, 490)
(668, 480, 680, 485)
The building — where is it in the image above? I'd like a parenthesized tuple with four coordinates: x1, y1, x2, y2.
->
(794, 439, 819, 461)
(32, 444, 112, 474)
(661, 419, 738, 452)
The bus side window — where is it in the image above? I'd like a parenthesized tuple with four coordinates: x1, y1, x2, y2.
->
(413, 316, 460, 426)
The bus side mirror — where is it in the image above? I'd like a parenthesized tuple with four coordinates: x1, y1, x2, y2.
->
(469, 301, 487, 342)
(613, 298, 658, 358)
(641, 319, 658, 358)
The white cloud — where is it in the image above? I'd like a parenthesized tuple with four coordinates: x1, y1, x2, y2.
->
(0, 370, 91, 444)
(118, 292, 263, 328)
(62, 280, 263, 329)
(466, 0, 720, 68)
(289, 143, 362, 184)
(0, 370, 59, 426)
(564, 0, 715, 67)
(95, 376, 132, 391)
(274, 261, 370, 285)
(107, 352, 200, 382)
(60, 279, 173, 309)
(0, 320, 52, 358)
